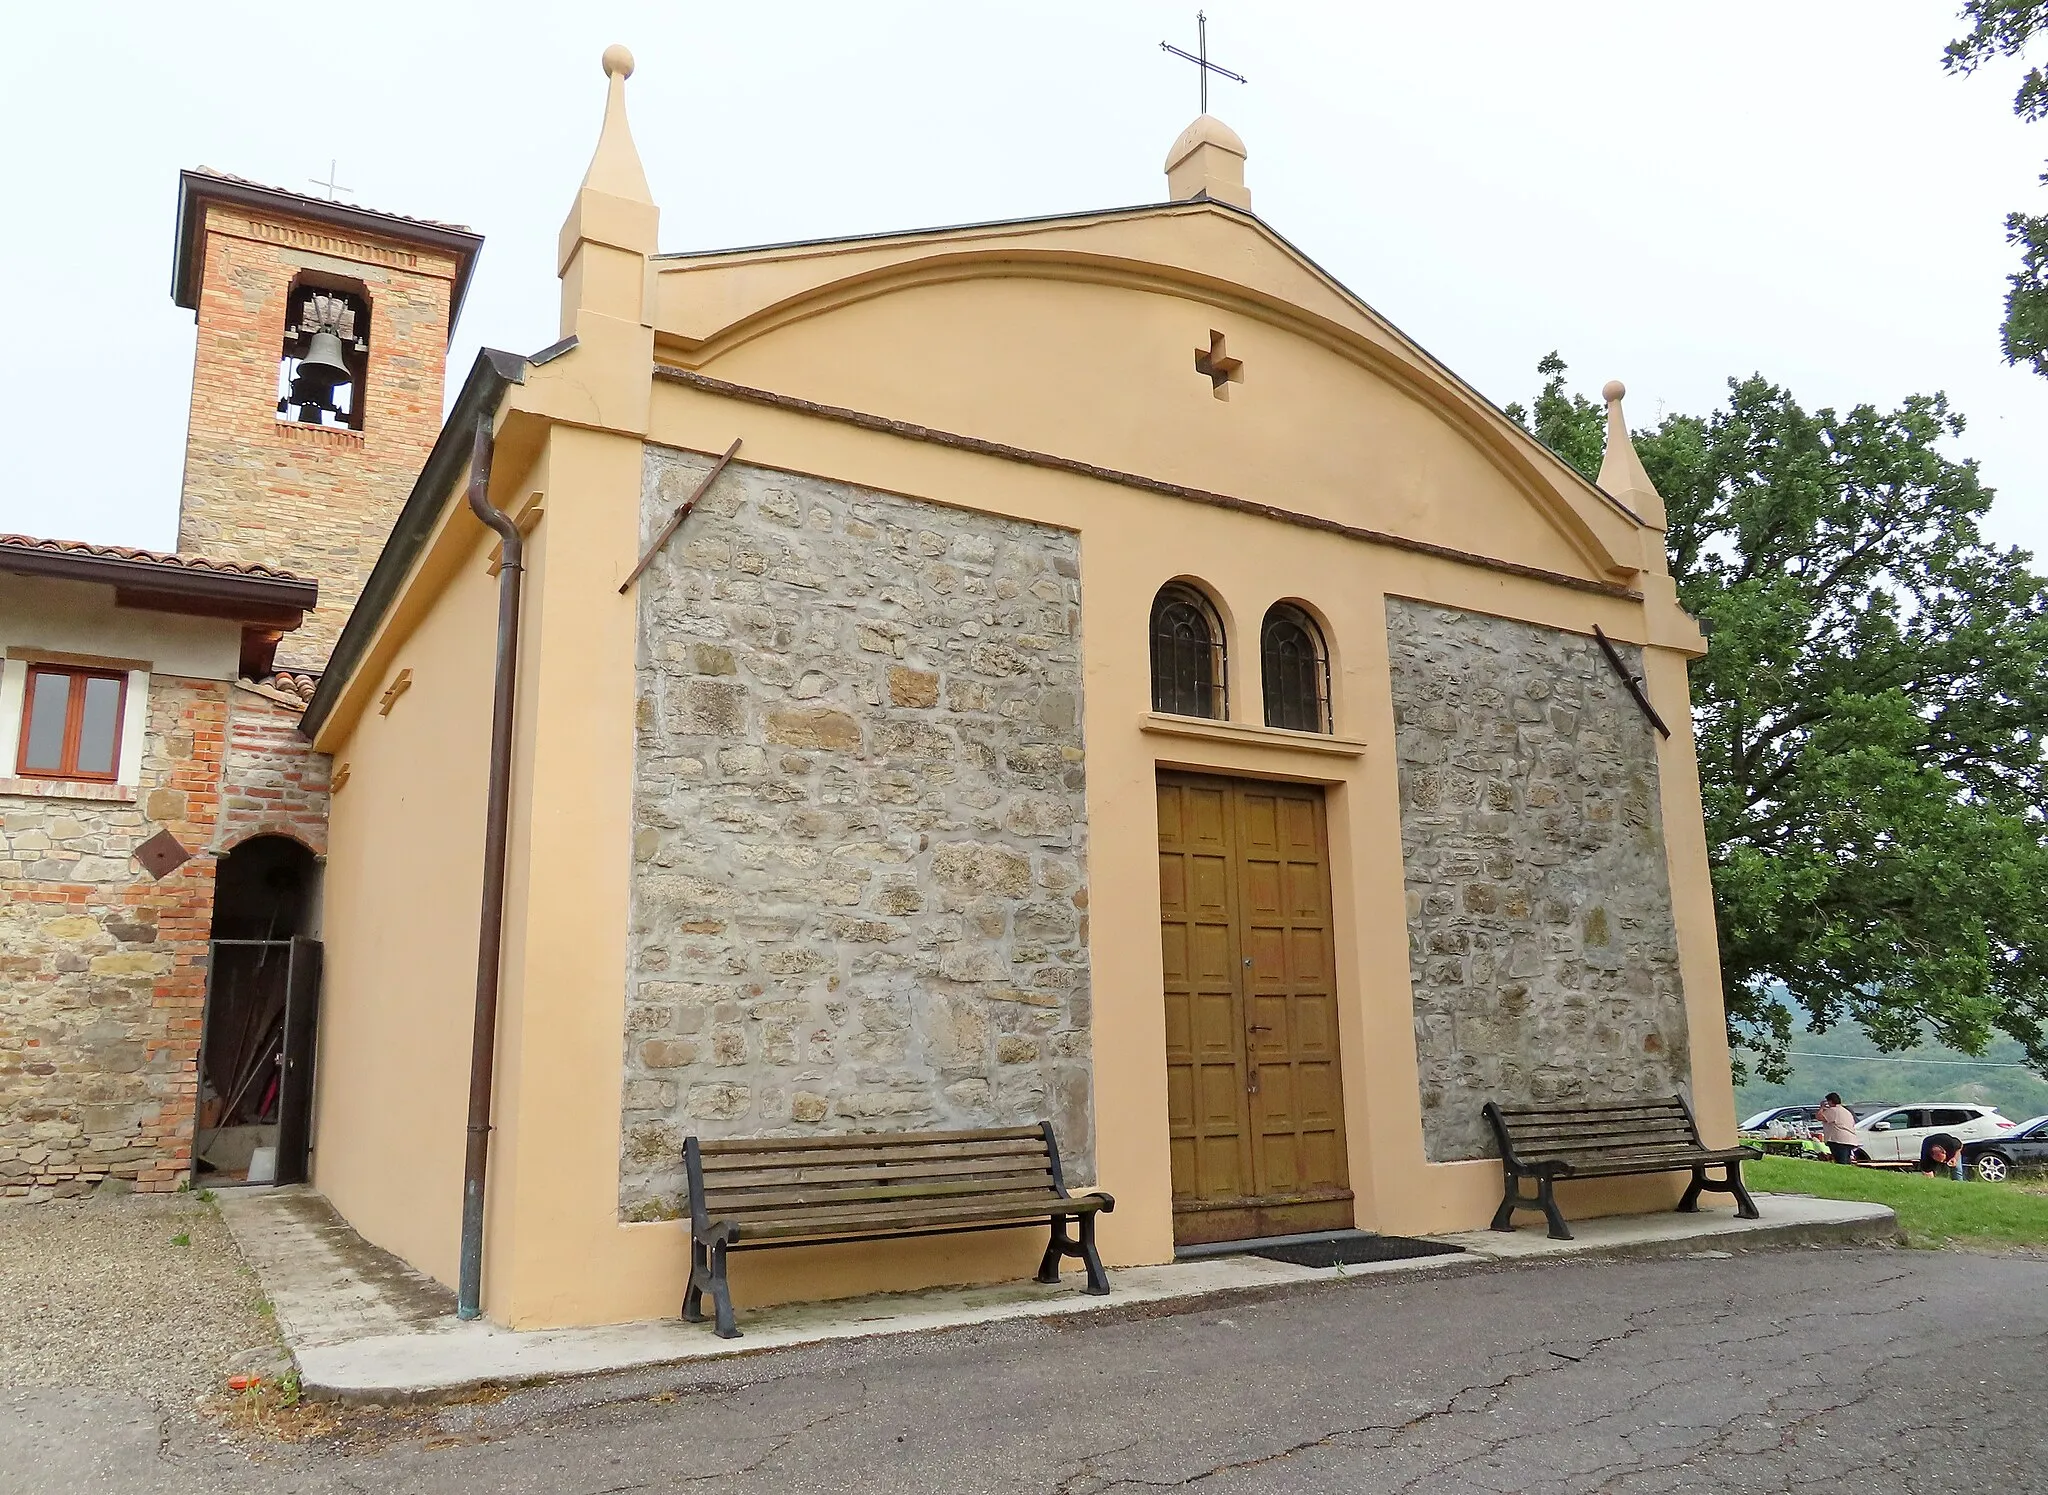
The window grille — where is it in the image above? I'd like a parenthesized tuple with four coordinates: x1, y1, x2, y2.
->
(1261, 603, 1330, 733)
(1150, 583, 1228, 719)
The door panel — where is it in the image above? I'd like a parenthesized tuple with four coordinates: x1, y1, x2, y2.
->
(1159, 771, 1351, 1244)
(273, 936, 323, 1186)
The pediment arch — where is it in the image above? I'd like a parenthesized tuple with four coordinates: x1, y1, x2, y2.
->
(651, 210, 1648, 586)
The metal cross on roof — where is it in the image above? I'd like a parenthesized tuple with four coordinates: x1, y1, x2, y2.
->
(309, 159, 354, 202)
(1160, 11, 1247, 116)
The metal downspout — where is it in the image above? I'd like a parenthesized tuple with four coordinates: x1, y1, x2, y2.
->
(458, 412, 521, 1320)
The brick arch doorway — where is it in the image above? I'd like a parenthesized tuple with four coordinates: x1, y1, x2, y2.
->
(192, 835, 323, 1187)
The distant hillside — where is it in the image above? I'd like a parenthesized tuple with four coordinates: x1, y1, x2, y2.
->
(1734, 1018, 2048, 1123)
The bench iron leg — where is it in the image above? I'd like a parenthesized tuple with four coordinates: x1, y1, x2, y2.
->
(1494, 1171, 1572, 1237)
(1037, 1217, 1074, 1284)
(1490, 1173, 1525, 1232)
(708, 1238, 740, 1340)
(1077, 1212, 1110, 1296)
(1038, 1214, 1110, 1295)
(682, 1237, 709, 1322)
(1726, 1160, 1760, 1220)
(1681, 1162, 1761, 1221)
(1678, 1168, 1705, 1214)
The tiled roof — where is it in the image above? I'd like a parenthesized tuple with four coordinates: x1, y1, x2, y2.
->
(0, 533, 316, 586)
(187, 166, 477, 236)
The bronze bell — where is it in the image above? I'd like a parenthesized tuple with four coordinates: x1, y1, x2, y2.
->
(294, 331, 350, 398)
(285, 332, 351, 421)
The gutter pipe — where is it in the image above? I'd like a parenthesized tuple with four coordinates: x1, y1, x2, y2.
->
(457, 412, 523, 1321)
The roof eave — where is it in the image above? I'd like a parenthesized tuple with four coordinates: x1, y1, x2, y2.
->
(171, 169, 486, 341)
(298, 346, 530, 741)
(0, 542, 318, 618)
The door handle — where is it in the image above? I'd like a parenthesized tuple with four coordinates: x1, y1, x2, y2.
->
(1247, 1024, 1273, 1033)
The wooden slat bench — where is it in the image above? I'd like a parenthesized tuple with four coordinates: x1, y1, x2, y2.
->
(1483, 1095, 1760, 1240)
(682, 1121, 1114, 1338)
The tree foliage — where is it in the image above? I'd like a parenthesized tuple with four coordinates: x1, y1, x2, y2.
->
(1509, 358, 2048, 1082)
(1946, 0, 2048, 374)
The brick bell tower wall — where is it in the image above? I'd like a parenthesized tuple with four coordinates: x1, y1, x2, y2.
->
(175, 202, 461, 673)
(619, 447, 1093, 1218)
(1387, 599, 1693, 1163)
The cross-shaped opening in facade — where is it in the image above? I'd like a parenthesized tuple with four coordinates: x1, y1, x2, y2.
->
(1195, 330, 1244, 400)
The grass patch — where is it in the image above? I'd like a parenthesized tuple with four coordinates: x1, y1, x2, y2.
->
(1749, 1154, 2048, 1249)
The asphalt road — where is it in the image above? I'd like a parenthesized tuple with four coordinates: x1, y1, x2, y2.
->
(4, 1246, 2044, 1494)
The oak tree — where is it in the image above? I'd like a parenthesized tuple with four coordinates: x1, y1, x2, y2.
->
(1945, 0, 2048, 374)
(1510, 358, 2048, 1080)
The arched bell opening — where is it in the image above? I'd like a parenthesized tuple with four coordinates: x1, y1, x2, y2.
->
(275, 274, 371, 431)
(193, 835, 324, 1186)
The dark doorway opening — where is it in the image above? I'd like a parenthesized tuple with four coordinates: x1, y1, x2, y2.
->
(193, 836, 323, 1186)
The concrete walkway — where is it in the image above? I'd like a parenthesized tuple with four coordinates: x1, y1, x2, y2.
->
(214, 1187, 1897, 1402)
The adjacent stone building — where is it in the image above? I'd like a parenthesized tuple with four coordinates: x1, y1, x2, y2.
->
(0, 540, 320, 1197)
(0, 174, 481, 1198)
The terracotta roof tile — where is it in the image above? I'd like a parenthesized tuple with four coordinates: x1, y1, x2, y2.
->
(0, 533, 317, 586)
(188, 166, 477, 236)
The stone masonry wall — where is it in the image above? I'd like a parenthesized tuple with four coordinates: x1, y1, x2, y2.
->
(1386, 600, 1691, 1162)
(0, 679, 329, 1199)
(0, 678, 224, 1198)
(621, 448, 1091, 1217)
(176, 202, 459, 672)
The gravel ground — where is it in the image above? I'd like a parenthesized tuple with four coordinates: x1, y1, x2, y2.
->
(0, 1191, 287, 1414)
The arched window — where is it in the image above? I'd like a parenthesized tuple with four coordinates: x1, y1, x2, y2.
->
(1150, 582, 1227, 719)
(1261, 603, 1330, 733)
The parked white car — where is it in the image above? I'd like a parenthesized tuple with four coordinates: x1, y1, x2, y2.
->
(1850, 1103, 2013, 1162)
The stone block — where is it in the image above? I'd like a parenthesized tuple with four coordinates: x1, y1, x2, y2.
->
(887, 667, 940, 708)
(765, 707, 862, 751)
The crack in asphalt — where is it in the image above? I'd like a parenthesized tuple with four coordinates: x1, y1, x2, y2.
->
(71, 1249, 2047, 1495)
(1060, 1270, 1975, 1495)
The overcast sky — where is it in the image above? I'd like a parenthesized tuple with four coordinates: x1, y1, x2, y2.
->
(2, 2, 2041, 560)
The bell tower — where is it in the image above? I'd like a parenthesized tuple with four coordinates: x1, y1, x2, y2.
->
(170, 170, 483, 674)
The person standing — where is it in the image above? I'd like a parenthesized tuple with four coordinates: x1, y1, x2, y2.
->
(1816, 1093, 1860, 1164)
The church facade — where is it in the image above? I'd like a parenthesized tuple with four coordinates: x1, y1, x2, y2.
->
(297, 53, 1734, 1328)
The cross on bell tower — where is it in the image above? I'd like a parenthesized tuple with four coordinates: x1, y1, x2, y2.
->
(1160, 11, 1246, 116)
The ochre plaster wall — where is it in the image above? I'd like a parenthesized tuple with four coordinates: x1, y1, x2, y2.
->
(310, 517, 499, 1288)
(696, 275, 1597, 588)
(311, 191, 1731, 1324)
(309, 375, 1724, 1328)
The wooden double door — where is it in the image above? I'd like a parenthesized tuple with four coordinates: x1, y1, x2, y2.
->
(1157, 771, 1352, 1245)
